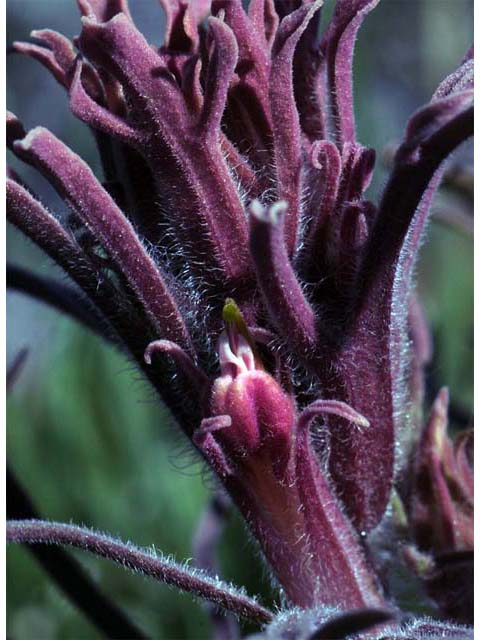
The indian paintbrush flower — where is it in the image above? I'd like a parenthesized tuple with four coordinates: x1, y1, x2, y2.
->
(6, 0, 473, 637)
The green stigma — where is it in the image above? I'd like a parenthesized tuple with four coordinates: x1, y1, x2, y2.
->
(223, 297, 244, 324)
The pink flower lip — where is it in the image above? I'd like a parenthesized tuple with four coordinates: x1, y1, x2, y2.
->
(209, 300, 295, 474)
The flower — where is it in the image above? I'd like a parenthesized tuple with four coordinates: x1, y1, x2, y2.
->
(209, 298, 295, 474)
(7, 0, 473, 635)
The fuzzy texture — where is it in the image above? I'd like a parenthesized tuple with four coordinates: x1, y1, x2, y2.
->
(7, 0, 473, 636)
(7, 519, 272, 624)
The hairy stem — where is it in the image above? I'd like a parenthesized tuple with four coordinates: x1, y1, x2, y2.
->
(7, 519, 273, 626)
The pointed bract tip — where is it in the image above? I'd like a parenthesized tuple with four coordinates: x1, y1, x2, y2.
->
(351, 413, 370, 428)
(249, 199, 265, 219)
(299, 399, 370, 432)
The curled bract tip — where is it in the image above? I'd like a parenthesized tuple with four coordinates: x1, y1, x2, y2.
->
(144, 342, 155, 365)
(249, 199, 288, 225)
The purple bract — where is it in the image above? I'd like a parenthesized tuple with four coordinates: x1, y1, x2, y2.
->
(6, 1, 473, 638)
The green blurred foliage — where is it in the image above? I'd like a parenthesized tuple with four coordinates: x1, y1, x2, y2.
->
(7, 330, 274, 638)
(7, 1, 473, 638)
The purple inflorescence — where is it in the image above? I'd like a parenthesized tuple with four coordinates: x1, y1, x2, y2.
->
(7, 1, 473, 637)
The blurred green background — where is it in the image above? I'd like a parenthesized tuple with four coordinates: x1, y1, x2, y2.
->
(7, 1, 473, 638)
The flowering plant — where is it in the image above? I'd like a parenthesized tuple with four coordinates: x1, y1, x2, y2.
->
(7, 0, 473, 638)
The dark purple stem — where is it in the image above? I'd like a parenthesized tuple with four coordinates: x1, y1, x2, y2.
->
(6, 470, 148, 639)
(7, 169, 200, 434)
(6, 177, 106, 299)
(7, 520, 273, 625)
(7, 176, 139, 350)
(7, 264, 115, 344)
